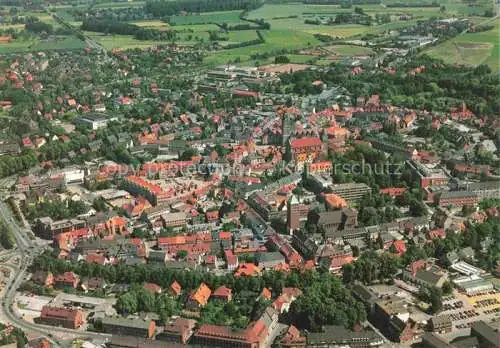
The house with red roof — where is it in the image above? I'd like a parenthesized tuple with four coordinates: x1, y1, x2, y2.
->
(187, 283, 211, 309)
(169, 281, 182, 296)
(260, 288, 272, 301)
(39, 306, 84, 329)
(379, 187, 407, 198)
(234, 263, 262, 277)
(390, 240, 407, 256)
(211, 286, 232, 302)
(21, 136, 34, 149)
(427, 228, 446, 240)
(205, 210, 219, 223)
(192, 320, 268, 347)
(85, 253, 108, 265)
(54, 272, 80, 288)
(224, 249, 239, 271)
(279, 325, 306, 347)
(144, 282, 162, 294)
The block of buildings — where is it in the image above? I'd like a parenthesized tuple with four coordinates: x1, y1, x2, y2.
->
(99, 317, 156, 338)
(39, 306, 84, 329)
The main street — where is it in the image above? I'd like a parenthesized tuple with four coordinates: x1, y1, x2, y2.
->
(0, 200, 111, 346)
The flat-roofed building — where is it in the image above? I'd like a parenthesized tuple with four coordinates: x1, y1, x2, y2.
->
(306, 325, 384, 347)
(99, 317, 156, 338)
(453, 275, 493, 295)
(471, 321, 500, 348)
(75, 113, 117, 130)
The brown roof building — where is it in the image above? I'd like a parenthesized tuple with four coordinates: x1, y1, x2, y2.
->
(39, 306, 85, 329)
(156, 317, 196, 344)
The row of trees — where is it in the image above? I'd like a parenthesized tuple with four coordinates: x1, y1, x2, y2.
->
(144, 0, 263, 17)
(81, 19, 176, 41)
(32, 253, 366, 331)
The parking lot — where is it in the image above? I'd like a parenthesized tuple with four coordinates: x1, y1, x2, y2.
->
(441, 290, 500, 340)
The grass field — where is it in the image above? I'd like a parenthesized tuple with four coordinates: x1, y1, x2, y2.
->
(87, 32, 173, 49)
(324, 44, 373, 56)
(168, 11, 244, 26)
(93, 1, 146, 9)
(204, 29, 320, 66)
(0, 36, 85, 54)
(426, 17, 500, 71)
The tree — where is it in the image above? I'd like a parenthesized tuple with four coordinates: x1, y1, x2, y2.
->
(442, 281, 453, 295)
(117, 291, 138, 314)
(275, 55, 290, 64)
(429, 287, 443, 314)
(176, 250, 188, 259)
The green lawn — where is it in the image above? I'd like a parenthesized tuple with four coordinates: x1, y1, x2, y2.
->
(426, 18, 500, 71)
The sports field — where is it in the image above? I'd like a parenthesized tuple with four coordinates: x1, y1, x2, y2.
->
(426, 18, 500, 71)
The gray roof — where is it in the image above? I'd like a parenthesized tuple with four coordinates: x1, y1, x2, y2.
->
(306, 326, 382, 345)
(100, 316, 153, 330)
(256, 251, 285, 264)
(471, 321, 500, 348)
(415, 269, 444, 286)
(430, 315, 451, 327)
(421, 332, 453, 348)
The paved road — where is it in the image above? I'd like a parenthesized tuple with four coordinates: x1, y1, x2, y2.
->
(0, 201, 111, 346)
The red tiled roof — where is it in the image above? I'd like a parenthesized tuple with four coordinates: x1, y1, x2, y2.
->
(234, 263, 261, 277)
(290, 137, 322, 149)
(190, 283, 211, 306)
(282, 287, 303, 298)
(261, 287, 272, 300)
(144, 282, 162, 293)
(195, 320, 267, 344)
(40, 306, 83, 323)
(212, 286, 232, 299)
(170, 281, 182, 296)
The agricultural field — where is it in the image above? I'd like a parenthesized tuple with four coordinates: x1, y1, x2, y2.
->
(131, 20, 169, 28)
(425, 17, 500, 71)
(0, 36, 85, 54)
(168, 11, 244, 26)
(93, 1, 146, 9)
(86, 32, 172, 50)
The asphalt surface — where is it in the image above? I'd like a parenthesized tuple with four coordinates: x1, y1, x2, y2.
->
(0, 201, 111, 347)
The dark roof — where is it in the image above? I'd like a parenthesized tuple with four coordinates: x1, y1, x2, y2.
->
(430, 315, 451, 327)
(471, 321, 500, 348)
(306, 326, 382, 345)
(100, 316, 153, 330)
(255, 251, 285, 264)
(421, 332, 453, 348)
(108, 335, 184, 348)
(415, 269, 444, 286)
(451, 336, 480, 348)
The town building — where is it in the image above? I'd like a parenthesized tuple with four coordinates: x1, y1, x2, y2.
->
(306, 326, 384, 347)
(156, 317, 196, 344)
(99, 317, 156, 338)
(75, 113, 117, 130)
(39, 306, 84, 329)
(429, 315, 452, 334)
